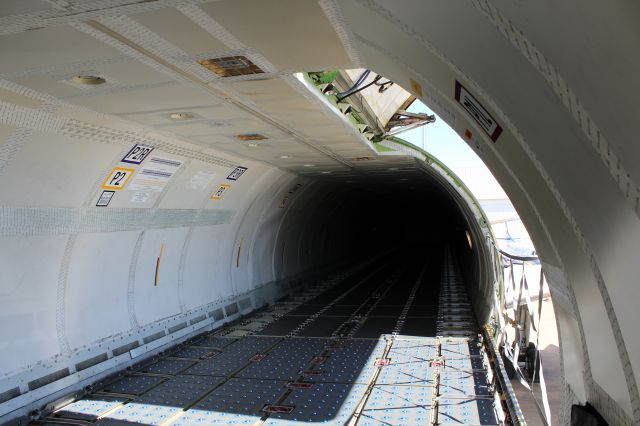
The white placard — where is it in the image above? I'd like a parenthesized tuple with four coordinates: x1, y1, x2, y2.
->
(131, 192, 151, 203)
(128, 156, 182, 192)
(455, 80, 503, 142)
(187, 171, 215, 190)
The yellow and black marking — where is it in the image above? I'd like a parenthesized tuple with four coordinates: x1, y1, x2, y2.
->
(155, 242, 165, 287)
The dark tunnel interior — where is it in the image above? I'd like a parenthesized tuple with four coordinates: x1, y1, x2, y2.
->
(274, 175, 483, 307)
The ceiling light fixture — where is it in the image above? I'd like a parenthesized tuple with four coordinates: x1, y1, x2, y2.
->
(303, 164, 315, 167)
(169, 112, 194, 120)
(247, 143, 259, 148)
(321, 171, 332, 174)
(279, 155, 291, 159)
(73, 75, 106, 85)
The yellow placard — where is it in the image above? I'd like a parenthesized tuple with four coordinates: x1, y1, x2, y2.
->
(211, 184, 230, 200)
(101, 167, 135, 190)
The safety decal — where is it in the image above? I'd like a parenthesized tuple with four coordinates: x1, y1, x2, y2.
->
(455, 80, 503, 142)
(464, 129, 483, 153)
(211, 184, 230, 200)
(128, 156, 182, 192)
(226, 166, 247, 181)
(102, 167, 135, 190)
(278, 197, 289, 209)
(429, 357, 446, 368)
(96, 190, 115, 207)
(121, 143, 154, 164)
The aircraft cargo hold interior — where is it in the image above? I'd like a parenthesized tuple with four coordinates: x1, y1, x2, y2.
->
(2, 1, 640, 425)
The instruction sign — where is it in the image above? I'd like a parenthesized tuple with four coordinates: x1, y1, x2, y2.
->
(211, 184, 230, 200)
(121, 143, 154, 164)
(102, 167, 135, 190)
(455, 80, 503, 142)
(96, 190, 115, 207)
(128, 156, 182, 192)
(226, 166, 247, 181)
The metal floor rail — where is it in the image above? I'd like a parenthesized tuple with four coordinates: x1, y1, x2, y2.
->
(31, 249, 502, 426)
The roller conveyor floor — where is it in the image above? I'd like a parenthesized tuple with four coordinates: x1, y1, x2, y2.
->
(35, 247, 500, 426)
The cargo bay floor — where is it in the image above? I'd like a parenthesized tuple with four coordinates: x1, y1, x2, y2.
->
(36, 247, 500, 426)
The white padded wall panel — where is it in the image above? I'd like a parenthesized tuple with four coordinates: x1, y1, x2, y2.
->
(0, 235, 68, 373)
(134, 227, 188, 326)
(223, 168, 281, 295)
(248, 173, 298, 285)
(181, 225, 229, 310)
(230, 195, 272, 295)
(245, 172, 295, 288)
(0, 132, 123, 207)
(65, 231, 140, 349)
(250, 213, 281, 285)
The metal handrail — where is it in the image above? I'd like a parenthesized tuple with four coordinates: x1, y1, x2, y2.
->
(498, 249, 539, 263)
(491, 239, 552, 426)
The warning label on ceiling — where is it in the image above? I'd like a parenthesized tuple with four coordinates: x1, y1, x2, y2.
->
(455, 80, 503, 142)
(128, 156, 182, 192)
